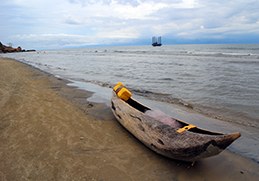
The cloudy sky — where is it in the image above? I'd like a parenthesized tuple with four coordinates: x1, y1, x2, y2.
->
(1, 0, 259, 49)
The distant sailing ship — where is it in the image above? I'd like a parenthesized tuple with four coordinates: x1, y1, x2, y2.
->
(152, 36, 162, 47)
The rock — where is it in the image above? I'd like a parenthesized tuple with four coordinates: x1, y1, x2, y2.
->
(4, 46, 17, 52)
(0, 41, 36, 53)
(17, 46, 22, 51)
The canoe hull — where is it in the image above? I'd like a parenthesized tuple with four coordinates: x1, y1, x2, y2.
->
(111, 91, 240, 162)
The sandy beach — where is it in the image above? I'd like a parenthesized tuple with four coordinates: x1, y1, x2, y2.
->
(0, 57, 259, 181)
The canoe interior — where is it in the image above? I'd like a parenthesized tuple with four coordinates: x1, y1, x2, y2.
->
(127, 97, 223, 136)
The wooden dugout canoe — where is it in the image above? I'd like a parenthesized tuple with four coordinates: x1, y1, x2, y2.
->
(110, 90, 241, 162)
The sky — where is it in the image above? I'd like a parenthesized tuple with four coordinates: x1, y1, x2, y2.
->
(1, 0, 259, 50)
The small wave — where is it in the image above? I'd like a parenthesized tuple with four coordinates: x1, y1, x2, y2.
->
(187, 51, 258, 58)
(81, 83, 194, 110)
(159, 78, 173, 81)
(88, 80, 114, 89)
(224, 47, 259, 51)
(221, 52, 257, 56)
(226, 60, 259, 64)
(57, 67, 66, 70)
(114, 50, 149, 54)
(131, 88, 194, 109)
(178, 100, 194, 109)
(193, 106, 259, 129)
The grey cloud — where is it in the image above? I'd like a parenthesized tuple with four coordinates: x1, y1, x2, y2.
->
(65, 18, 81, 25)
(2, 0, 259, 49)
(67, 0, 176, 7)
(68, 0, 137, 6)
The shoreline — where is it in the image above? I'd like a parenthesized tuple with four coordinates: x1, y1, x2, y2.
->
(1, 57, 259, 180)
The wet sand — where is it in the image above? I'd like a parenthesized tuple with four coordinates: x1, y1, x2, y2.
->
(0, 57, 259, 180)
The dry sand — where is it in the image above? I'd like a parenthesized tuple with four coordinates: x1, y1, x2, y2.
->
(0, 57, 258, 181)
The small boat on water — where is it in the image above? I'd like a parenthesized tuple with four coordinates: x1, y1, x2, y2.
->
(110, 83, 241, 162)
(152, 36, 162, 46)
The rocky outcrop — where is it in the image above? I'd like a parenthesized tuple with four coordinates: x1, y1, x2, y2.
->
(0, 42, 35, 53)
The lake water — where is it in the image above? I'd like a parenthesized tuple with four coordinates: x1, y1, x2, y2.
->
(2, 44, 259, 163)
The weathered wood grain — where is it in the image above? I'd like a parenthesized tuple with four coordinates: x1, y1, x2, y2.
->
(111, 91, 241, 162)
